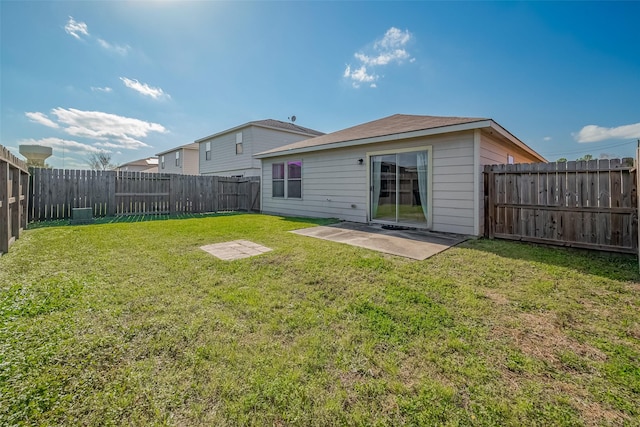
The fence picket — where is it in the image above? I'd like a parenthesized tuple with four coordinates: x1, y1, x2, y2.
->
(485, 158, 637, 254)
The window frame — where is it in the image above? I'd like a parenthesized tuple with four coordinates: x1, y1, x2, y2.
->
(271, 160, 302, 199)
(272, 163, 285, 198)
(175, 151, 181, 167)
(286, 160, 302, 199)
(160, 155, 165, 169)
(205, 142, 211, 161)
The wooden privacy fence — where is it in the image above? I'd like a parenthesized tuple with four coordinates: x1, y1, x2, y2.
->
(484, 158, 637, 254)
(29, 168, 260, 221)
(0, 145, 29, 255)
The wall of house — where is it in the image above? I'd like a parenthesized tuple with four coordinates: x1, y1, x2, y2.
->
(261, 130, 477, 235)
(182, 149, 200, 175)
(159, 149, 199, 175)
(477, 130, 545, 235)
(159, 150, 182, 174)
(199, 126, 317, 177)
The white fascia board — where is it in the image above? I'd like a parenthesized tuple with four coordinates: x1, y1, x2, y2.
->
(488, 121, 547, 162)
(254, 120, 492, 159)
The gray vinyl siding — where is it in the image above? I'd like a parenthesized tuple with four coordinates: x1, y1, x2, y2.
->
(159, 148, 199, 175)
(199, 125, 317, 176)
(261, 131, 477, 235)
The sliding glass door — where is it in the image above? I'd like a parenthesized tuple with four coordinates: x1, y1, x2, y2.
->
(370, 149, 429, 227)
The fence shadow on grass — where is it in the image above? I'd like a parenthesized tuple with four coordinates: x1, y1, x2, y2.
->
(464, 238, 639, 282)
(26, 211, 245, 230)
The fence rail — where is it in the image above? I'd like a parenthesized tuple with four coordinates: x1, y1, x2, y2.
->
(29, 168, 260, 221)
(0, 145, 29, 255)
(484, 158, 637, 254)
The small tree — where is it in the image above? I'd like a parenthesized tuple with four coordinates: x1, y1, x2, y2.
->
(577, 154, 594, 161)
(87, 151, 114, 170)
(556, 157, 567, 163)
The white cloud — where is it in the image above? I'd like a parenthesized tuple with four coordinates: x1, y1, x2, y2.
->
(375, 27, 412, 50)
(25, 112, 59, 128)
(24, 108, 166, 150)
(574, 122, 640, 143)
(98, 38, 131, 56)
(18, 137, 103, 154)
(49, 107, 166, 149)
(543, 136, 552, 141)
(64, 17, 131, 56)
(343, 65, 377, 89)
(91, 86, 113, 93)
(120, 77, 169, 99)
(344, 27, 414, 88)
(65, 16, 89, 40)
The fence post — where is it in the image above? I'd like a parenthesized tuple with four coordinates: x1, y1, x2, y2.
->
(169, 174, 176, 215)
(0, 160, 8, 255)
(10, 166, 20, 242)
(107, 171, 117, 216)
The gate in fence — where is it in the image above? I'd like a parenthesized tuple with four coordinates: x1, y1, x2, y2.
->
(484, 158, 637, 254)
(29, 168, 260, 221)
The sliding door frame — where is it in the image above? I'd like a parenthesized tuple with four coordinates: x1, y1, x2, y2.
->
(366, 146, 433, 229)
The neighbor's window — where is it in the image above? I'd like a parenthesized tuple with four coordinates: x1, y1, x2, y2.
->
(161, 155, 165, 169)
(175, 151, 181, 166)
(272, 163, 284, 197)
(205, 142, 211, 161)
(236, 132, 243, 155)
(507, 154, 514, 164)
(287, 160, 302, 199)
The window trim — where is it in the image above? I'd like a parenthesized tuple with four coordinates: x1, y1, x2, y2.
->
(272, 163, 285, 198)
(286, 160, 302, 199)
(205, 142, 211, 161)
(271, 160, 302, 199)
(175, 151, 180, 167)
(160, 155, 165, 169)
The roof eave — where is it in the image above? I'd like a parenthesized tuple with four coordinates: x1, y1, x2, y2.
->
(254, 120, 492, 159)
(488, 121, 547, 162)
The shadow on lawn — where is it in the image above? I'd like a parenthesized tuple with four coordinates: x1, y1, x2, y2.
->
(464, 238, 640, 282)
(26, 211, 245, 230)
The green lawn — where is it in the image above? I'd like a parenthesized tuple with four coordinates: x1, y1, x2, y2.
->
(1, 214, 639, 426)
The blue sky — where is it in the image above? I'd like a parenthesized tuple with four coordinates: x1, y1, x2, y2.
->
(1, 1, 639, 169)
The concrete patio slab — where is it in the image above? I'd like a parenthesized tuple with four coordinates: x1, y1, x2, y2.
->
(200, 240, 272, 261)
(291, 222, 467, 260)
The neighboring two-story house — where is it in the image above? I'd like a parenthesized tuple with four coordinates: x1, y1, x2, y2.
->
(156, 143, 200, 175)
(196, 119, 324, 177)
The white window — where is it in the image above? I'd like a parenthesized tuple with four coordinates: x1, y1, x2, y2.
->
(236, 132, 243, 155)
(175, 151, 180, 167)
(205, 142, 211, 161)
(507, 154, 514, 164)
(287, 161, 302, 199)
(272, 163, 284, 197)
(161, 155, 165, 169)
(272, 160, 302, 199)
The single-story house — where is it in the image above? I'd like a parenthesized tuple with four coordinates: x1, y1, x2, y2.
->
(157, 143, 200, 175)
(255, 114, 546, 236)
(115, 156, 159, 173)
(195, 119, 324, 177)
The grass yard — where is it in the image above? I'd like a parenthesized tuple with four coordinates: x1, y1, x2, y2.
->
(1, 214, 639, 426)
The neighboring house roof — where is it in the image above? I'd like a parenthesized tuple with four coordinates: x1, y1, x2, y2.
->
(156, 142, 199, 157)
(118, 157, 159, 168)
(195, 119, 324, 143)
(254, 114, 546, 162)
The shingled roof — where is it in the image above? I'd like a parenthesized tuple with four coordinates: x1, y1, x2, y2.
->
(248, 119, 325, 136)
(254, 114, 490, 157)
(195, 119, 324, 143)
